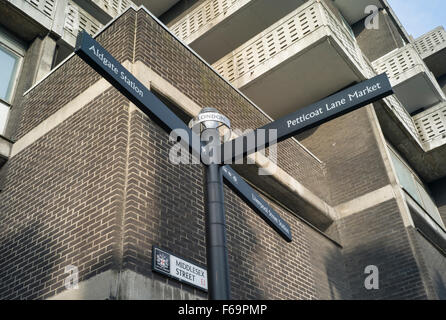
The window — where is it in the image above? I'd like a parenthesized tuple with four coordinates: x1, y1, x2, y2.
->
(0, 28, 25, 135)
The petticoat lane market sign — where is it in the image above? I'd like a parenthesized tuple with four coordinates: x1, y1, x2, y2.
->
(153, 246, 208, 291)
(220, 73, 393, 164)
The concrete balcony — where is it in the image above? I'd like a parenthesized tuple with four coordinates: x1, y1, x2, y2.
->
(414, 27, 446, 78)
(211, 0, 370, 119)
(63, 0, 104, 47)
(360, 53, 422, 144)
(169, 0, 307, 63)
(372, 44, 446, 114)
(21, 0, 57, 19)
(414, 102, 446, 149)
(90, 0, 133, 18)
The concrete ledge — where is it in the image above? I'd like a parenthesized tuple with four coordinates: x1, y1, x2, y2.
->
(11, 61, 134, 158)
(48, 269, 205, 300)
(0, 135, 13, 168)
(335, 185, 395, 218)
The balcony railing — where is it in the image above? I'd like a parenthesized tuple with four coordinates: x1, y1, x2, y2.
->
(363, 53, 420, 141)
(169, 0, 314, 63)
(212, 0, 367, 85)
(25, 0, 56, 19)
(356, 53, 422, 144)
(63, 0, 103, 44)
(414, 102, 446, 145)
(373, 45, 428, 83)
(414, 26, 446, 59)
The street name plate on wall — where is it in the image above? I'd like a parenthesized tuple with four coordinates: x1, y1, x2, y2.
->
(152, 246, 208, 291)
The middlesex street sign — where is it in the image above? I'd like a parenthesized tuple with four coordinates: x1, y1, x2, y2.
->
(153, 246, 208, 291)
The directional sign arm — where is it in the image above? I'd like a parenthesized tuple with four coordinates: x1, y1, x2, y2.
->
(220, 73, 393, 164)
(74, 31, 292, 242)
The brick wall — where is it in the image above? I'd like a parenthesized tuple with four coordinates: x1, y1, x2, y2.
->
(14, 11, 137, 141)
(122, 107, 349, 299)
(296, 106, 390, 206)
(0, 89, 129, 299)
(298, 103, 434, 299)
(307, 226, 351, 299)
(408, 228, 446, 300)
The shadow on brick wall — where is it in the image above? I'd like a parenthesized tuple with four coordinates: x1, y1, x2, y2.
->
(339, 239, 429, 300)
(433, 271, 446, 300)
(318, 244, 351, 300)
(0, 220, 59, 299)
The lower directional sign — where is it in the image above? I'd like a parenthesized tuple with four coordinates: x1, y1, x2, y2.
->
(74, 31, 293, 242)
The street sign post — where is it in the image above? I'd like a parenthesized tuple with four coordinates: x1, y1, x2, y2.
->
(75, 31, 393, 300)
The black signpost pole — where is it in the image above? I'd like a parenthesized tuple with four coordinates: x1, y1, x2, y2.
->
(197, 107, 232, 300)
(74, 30, 394, 301)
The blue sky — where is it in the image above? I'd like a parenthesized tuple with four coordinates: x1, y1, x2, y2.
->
(387, 0, 446, 38)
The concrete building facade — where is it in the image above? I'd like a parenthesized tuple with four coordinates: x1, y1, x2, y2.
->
(0, 0, 445, 300)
